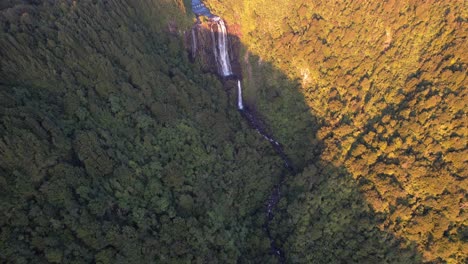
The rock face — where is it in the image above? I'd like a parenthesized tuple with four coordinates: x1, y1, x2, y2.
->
(186, 21, 242, 79)
(205, 0, 467, 263)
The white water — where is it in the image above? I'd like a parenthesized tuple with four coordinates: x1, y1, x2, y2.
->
(210, 20, 232, 76)
(257, 129, 280, 146)
(237, 80, 244, 110)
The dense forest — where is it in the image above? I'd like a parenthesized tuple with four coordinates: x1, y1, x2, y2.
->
(0, 1, 285, 262)
(0, 0, 466, 263)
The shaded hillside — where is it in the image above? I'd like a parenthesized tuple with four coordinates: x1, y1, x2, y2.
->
(0, 1, 288, 262)
(206, 0, 467, 262)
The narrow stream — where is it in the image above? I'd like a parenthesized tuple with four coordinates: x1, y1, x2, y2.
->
(239, 105, 294, 263)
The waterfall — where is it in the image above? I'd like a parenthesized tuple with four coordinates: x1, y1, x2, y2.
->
(191, 28, 197, 59)
(210, 20, 232, 76)
(216, 20, 232, 76)
(237, 80, 244, 110)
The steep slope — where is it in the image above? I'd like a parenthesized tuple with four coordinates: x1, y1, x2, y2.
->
(205, 0, 467, 262)
(1, 0, 466, 263)
(0, 1, 284, 262)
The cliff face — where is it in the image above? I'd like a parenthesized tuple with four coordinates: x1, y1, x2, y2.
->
(186, 21, 242, 78)
(206, 0, 467, 262)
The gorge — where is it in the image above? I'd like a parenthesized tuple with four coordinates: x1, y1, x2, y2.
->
(0, 0, 466, 263)
(189, 18, 292, 260)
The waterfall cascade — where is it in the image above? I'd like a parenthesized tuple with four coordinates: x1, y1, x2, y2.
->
(210, 20, 243, 111)
(210, 20, 232, 77)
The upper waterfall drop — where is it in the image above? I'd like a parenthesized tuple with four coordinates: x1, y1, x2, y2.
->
(210, 19, 233, 77)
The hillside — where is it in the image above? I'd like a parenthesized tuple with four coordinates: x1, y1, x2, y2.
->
(0, 1, 284, 262)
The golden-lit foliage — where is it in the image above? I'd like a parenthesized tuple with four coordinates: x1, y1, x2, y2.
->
(208, 0, 467, 262)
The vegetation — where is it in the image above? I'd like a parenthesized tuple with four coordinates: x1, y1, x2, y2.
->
(1, 0, 466, 263)
(0, 1, 283, 262)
